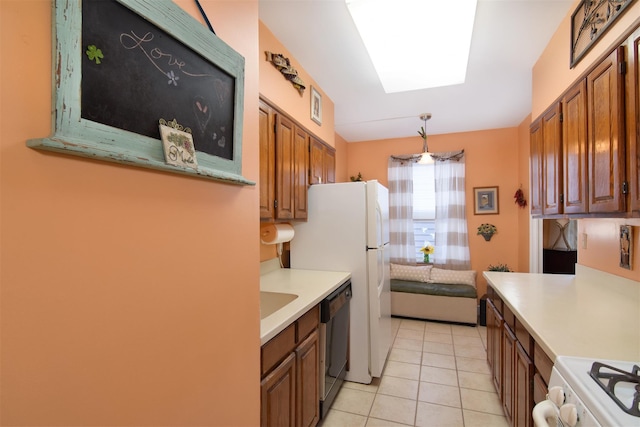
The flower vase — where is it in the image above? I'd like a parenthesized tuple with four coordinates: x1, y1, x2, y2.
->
(423, 254, 430, 263)
(482, 233, 493, 241)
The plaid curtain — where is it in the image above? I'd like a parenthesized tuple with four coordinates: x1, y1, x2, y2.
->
(433, 151, 471, 269)
(388, 156, 417, 264)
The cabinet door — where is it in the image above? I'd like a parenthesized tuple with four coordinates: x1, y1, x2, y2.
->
(502, 324, 516, 425)
(294, 127, 309, 219)
(296, 329, 319, 427)
(630, 29, 640, 213)
(261, 352, 296, 427)
(309, 138, 324, 185)
(542, 103, 563, 215)
(530, 119, 544, 215)
(275, 115, 296, 219)
(562, 80, 589, 214)
(515, 342, 534, 427)
(324, 148, 336, 184)
(486, 299, 503, 398)
(259, 101, 276, 220)
(587, 47, 626, 213)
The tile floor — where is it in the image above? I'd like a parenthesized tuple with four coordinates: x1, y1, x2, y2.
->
(321, 317, 508, 427)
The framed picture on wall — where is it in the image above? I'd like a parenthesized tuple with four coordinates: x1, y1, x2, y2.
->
(473, 186, 499, 215)
(310, 86, 322, 125)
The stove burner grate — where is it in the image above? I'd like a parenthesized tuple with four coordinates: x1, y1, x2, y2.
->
(589, 361, 640, 417)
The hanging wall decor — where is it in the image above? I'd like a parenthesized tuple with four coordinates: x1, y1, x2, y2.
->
(570, 0, 636, 68)
(27, 0, 253, 186)
(620, 225, 632, 270)
(514, 188, 527, 208)
(265, 51, 306, 95)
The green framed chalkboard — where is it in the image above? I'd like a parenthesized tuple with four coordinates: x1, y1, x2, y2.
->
(28, 0, 254, 186)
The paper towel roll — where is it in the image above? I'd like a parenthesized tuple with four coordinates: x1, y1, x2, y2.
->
(261, 223, 295, 244)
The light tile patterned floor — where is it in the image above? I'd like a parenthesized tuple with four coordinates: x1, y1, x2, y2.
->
(321, 317, 508, 427)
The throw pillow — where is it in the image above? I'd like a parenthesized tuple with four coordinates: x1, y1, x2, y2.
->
(430, 268, 477, 287)
(390, 263, 432, 282)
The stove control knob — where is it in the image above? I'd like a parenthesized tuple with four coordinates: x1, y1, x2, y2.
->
(548, 386, 565, 407)
(559, 403, 578, 427)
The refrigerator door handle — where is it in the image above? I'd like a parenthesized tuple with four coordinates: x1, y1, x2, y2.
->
(375, 202, 384, 248)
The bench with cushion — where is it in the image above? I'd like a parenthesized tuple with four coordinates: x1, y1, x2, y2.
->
(390, 264, 478, 325)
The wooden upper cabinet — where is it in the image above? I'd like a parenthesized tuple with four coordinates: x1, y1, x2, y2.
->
(562, 80, 589, 214)
(542, 103, 563, 215)
(275, 115, 296, 220)
(293, 127, 309, 220)
(629, 29, 640, 213)
(259, 101, 276, 220)
(587, 47, 626, 213)
(259, 98, 330, 221)
(529, 119, 544, 216)
(324, 148, 336, 184)
(309, 137, 336, 185)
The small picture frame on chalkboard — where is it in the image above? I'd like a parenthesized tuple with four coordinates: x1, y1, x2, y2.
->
(159, 122, 198, 171)
(311, 86, 322, 125)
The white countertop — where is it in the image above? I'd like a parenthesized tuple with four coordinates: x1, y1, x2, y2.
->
(484, 265, 640, 363)
(260, 260, 351, 345)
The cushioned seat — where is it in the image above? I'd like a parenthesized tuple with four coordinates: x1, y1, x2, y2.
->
(389, 264, 478, 325)
(391, 279, 477, 299)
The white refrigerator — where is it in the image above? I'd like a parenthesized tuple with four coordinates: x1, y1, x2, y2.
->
(290, 180, 391, 384)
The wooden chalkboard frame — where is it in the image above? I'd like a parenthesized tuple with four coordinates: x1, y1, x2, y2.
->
(27, 0, 254, 186)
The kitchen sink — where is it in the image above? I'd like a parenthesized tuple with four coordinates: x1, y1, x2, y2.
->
(260, 291, 298, 319)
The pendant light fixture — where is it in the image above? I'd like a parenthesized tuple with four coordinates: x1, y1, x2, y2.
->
(418, 113, 433, 164)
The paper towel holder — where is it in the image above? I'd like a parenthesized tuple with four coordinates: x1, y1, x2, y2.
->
(261, 223, 294, 267)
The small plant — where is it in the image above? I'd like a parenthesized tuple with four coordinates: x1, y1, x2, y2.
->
(477, 223, 497, 235)
(488, 263, 512, 272)
(477, 223, 497, 241)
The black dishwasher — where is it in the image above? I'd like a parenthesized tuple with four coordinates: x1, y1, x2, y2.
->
(319, 279, 352, 419)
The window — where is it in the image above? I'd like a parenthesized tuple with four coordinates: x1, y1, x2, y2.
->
(413, 163, 435, 263)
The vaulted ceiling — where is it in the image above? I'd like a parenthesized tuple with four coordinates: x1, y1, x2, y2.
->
(259, 0, 575, 142)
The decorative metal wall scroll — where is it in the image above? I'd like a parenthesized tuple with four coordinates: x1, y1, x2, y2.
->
(571, 0, 636, 68)
(265, 51, 306, 95)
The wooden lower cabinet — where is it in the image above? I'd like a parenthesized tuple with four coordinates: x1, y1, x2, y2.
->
(261, 306, 320, 427)
(515, 342, 534, 427)
(261, 353, 296, 427)
(488, 288, 549, 427)
(502, 324, 516, 425)
(296, 329, 320, 427)
(486, 299, 503, 399)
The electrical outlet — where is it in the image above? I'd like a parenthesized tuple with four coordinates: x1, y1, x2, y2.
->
(581, 233, 588, 249)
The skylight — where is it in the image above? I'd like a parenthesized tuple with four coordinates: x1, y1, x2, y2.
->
(345, 0, 477, 93)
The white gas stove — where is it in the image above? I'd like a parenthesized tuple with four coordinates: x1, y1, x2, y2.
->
(533, 356, 640, 427)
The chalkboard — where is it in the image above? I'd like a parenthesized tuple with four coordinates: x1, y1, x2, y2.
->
(82, 0, 234, 160)
(28, 0, 252, 186)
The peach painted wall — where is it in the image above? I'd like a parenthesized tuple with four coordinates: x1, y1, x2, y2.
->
(578, 219, 640, 281)
(346, 128, 523, 297)
(1, 1, 260, 425)
(259, 22, 335, 148)
(533, 0, 640, 281)
(258, 22, 339, 262)
(532, 1, 640, 118)
(334, 133, 349, 183)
